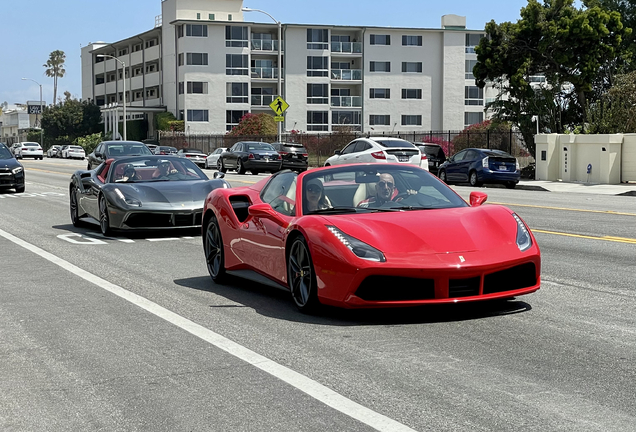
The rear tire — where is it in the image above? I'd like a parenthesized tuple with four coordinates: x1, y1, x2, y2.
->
(505, 181, 517, 189)
(218, 159, 227, 173)
(469, 171, 482, 187)
(204, 216, 226, 282)
(439, 170, 447, 183)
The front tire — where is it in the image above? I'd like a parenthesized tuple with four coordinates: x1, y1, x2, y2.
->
(70, 187, 82, 227)
(288, 237, 319, 313)
(469, 170, 482, 187)
(237, 159, 246, 174)
(204, 159, 209, 169)
(204, 216, 226, 282)
(99, 195, 112, 236)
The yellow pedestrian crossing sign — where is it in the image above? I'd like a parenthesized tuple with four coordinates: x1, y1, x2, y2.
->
(270, 96, 289, 116)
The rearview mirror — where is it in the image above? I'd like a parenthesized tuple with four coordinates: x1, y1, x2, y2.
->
(469, 191, 488, 207)
(334, 150, 342, 155)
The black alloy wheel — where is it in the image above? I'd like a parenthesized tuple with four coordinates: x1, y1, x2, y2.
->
(237, 158, 246, 174)
(469, 171, 482, 187)
(218, 159, 227, 173)
(204, 216, 226, 282)
(288, 237, 319, 312)
(99, 195, 112, 236)
(70, 187, 82, 227)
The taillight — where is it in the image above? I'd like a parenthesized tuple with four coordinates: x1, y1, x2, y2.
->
(421, 154, 428, 161)
(482, 157, 489, 168)
(516, 160, 520, 170)
(371, 151, 386, 160)
(248, 153, 255, 159)
(302, 153, 308, 157)
(276, 154, 282, 160)
(278, 151, 288, 155)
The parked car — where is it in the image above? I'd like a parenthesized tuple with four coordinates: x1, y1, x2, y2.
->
(218, 141, 282, 175)
(0, 142, 25, 193)
(87, 141, 153, 170)
(204, 147, 227, 169)
(47, 145, 62, 158)
(142, 139, 160, 154)
(69, 155, 230, 235)
(324, 137, 426, 170)
(9, 143, 21, 156)
(270, 142, 309, 173)
(201, 163, 541, 312)
(62, 145, 86, 159)
(14, 142, 43, 160)
(177, 148, 207, 168)
(153, 146, 178, 155)
(438, 148, 520, 188)
(414, 142, 446, 176)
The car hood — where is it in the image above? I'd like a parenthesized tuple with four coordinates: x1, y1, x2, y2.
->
(0, 158, 21, 169)
(319, 205, 517, 258)
(112, 181, 216, 206)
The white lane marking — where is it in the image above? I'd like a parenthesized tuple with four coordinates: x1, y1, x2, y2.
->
(0, 227, 417, 432)
(85, 233, 136, 243)
(57, 233, 108, 245)
(147, 237, 181, 242)
(0, 191, 65, 199)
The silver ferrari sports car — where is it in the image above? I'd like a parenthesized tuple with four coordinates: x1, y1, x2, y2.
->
(69, 155, 230, 235)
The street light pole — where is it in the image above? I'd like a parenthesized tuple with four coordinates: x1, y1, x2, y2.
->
(21, 78, 44, 146)
(242, 7, 282, 143)
(97, 54, 127, 140)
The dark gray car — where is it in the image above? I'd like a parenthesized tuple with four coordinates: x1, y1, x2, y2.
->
(87, 141, 153, 170)
(218, 141, 282, 175)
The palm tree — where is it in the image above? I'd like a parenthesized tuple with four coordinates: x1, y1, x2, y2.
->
(43, 50, 66, 106)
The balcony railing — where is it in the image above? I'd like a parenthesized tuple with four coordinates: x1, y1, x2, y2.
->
(331, 41, 362, 54)
(251, 95, 275, 106)
(250, 39, 282, 52)
(251, 67, 284, 79)
(331, 96, 362, 107)
(330, 69, 362, 80)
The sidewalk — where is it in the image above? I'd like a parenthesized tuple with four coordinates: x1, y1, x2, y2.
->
(515, 180, 636, 196)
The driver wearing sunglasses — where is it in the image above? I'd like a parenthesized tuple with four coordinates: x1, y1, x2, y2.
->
(357, 173, 400, 208)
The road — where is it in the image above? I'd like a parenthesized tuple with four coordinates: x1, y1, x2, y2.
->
(0, 158, 634, 432)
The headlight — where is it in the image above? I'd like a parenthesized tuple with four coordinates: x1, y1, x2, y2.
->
(512, 213, 532, 251)
(327, 226, 386, 262)
(11, 166, 23, 174)
(114, 188, 142, 207)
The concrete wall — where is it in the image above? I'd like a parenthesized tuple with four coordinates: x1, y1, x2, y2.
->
(535, 134, 634, 184)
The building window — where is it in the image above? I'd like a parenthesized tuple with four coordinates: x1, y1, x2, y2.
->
(369, 88, 391, 99)
(95, 55, 105, 63)
(177, 25, 184, 38)
(209, 13, 215, 20)
(466, 34, 484, 53)
(186, 53, 208, 66)
(369, 61, 391, 72)
(187, 109, 208, 122)
(307, 84, 328, 104)
(465, 86, 484, 105)
(178, 82, 184, 95)
(227, 83, 248, 103)
(370, 115, 390, 126)
(465, 112, 484, 127)
(226, 54, 248, 75)
(178, 53, 184, 66)
(227, 110, 248, 131)
(465, 59, 478, 79)
(146, 88, 157, 98)
(145, 63, 158, 74)
(196, 13, 201, 19)
(332, 111, 361, 126)
(402, 89, 422, 99)
(145, 39, 157, 48)
(226, 26, 248, 47)
(401, 115, 422, 126)
(402, 62, 422, 73)
(307, 29, 329, 49)
(307, 111, 329, 131)
(370, 35, 391, 45)
(95, 74, 105, 85)
(228, 14, 233, 21)
(186, 24, 208, 37)
(307, 56, 329, 77)
(402, 35, 422, 46)
(251, 87, 274, 106)
(187, 81, 208, 94)
(118, 48, 128, 56)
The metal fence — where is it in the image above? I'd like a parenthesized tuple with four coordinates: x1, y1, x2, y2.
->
(158, 130, 533, 168)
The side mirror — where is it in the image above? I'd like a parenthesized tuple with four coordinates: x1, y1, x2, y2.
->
(469, 191, 488, 207)
(213, 171, 225, 179)
(248, 203, 288, 227)
(334, 150, 342, 155)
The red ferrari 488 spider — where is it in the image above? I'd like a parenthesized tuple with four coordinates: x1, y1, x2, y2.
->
(202, 164, 540, 312)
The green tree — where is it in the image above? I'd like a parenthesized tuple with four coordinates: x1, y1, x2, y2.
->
(584, 0, 635, 70)
(227, 113, 277, 136)
(41, 98, 102, 147)
(155, 111, 177, 131)
(474, 0, 631, 157)
(44, 50, 66, 106)
(586, 70, 636, 133)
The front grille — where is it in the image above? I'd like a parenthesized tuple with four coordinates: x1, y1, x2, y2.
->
(125, 213, 172, 228)
(175, 213, 194, 227)
(356, 276, 435, 301)
(483, 263, 537, 294)
(449, 277, 480, 297)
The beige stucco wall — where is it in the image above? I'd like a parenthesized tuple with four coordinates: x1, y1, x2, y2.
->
(623, 134, 636, 182)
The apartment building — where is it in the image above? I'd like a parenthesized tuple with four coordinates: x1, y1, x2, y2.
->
(81, 0, 488, 136)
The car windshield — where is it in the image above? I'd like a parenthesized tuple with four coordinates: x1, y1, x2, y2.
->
(246, 143, 275, 151)
(107, 144, 152, 156)
(24, 143, 39, 147)
(419, 145, 445, 158)
(110, 157, 207, 183)
(0, 146, 13, 159)
(372, 139, 416, 149)
(302, 165, 467, 215)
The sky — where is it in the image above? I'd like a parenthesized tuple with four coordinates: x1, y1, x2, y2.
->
(0, 0, 579, 108)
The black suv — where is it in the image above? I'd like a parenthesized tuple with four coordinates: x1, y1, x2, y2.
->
(415, 143, 447, 176)
(270, 142, 309, 173)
